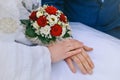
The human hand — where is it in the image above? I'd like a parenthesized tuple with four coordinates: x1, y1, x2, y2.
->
(65, 46, 94, 74)
(47, 39, 84, 63)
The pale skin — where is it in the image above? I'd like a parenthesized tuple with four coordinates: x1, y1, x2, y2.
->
(65, 46, 94, 74)
(48, 39, 83, 63)
(48, 39, 94, 75)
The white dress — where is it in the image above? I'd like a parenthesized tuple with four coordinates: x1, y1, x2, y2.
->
(51, 22, 120, 80)
(0, 0, 51, 80)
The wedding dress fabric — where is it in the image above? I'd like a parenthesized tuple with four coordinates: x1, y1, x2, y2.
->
(52, 22, 120, 80)
(0, 41, 51, 80)
(0, 0, 51, 80)
(0, 0, 20, 42)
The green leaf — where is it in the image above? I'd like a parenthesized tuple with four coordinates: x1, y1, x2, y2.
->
(20, 19, 31, 26)
(63, 33, 70, 38)
(25, 28, 37, 37)
(38, 35, 50, 44)
(63, 30, 71, 38)
(38, 35, 56, 45)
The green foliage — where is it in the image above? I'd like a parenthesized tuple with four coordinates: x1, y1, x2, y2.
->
(63, 29, 71, 38)
(38, 35, 56, 44)
(20, 20, 30, 26)
(25, 27, 37, 37)
(20, 19, 37, 37)
(20, 19, 72, 45)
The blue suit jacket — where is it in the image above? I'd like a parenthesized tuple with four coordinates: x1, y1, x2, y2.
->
(42, 0, 120, 38)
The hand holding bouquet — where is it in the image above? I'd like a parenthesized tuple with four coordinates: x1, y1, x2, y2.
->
(21, 5, 72, 46)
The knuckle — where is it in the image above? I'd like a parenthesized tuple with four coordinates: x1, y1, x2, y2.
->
(85, 54, 89, 59)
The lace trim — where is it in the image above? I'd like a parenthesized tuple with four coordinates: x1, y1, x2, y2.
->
(0, 17, 18, 33)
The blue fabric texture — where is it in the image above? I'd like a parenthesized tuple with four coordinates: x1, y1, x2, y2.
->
(42, 0, 120, 39)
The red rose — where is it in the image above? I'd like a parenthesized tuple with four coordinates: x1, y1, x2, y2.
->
(60, 13, 67, 23)
(50, 24, 62, 36)
(29, 11, 38, 21)
(37, 16, 47, 27)
(45, 6, 57, 15)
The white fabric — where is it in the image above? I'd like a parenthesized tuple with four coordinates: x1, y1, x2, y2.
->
(0, 0, 51, 80)
(0, 0, 19, 20)
(52, 22, 120, 80)
(17, 0, 41, 19)
(0, 0, 20, 41)
(0, 41, 51, 80)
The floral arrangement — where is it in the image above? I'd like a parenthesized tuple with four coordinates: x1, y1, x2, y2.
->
(21, 5, 72, 46)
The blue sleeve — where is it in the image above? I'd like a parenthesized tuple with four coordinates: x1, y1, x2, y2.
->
(41, 0, 64, 11)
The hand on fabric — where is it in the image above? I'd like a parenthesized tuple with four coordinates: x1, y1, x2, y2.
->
(65, 45, 94, 74)
(47, 39, 84, 63)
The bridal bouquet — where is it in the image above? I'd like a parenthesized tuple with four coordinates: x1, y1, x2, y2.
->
(21, 5, 72, 46)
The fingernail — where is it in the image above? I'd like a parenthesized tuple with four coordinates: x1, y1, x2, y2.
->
(72, 70, 76, 73)
(82, 71, 87, 75)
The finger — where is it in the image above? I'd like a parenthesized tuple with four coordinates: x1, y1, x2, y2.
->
(81, 48, 94, 69)
(77, 53, 93, 74)
(72, 56, 87, 74)
(65, 48, 81, 58)
(65, 58, 76, 73)
(66, 41, 83, 52)
(83, 45, 93, 51)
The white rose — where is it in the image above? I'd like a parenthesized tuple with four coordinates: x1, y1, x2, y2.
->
(58, 21, 62, 25)
(66, 23, 71, 30)
(39, 25, 51, 37)
(47, 15, 58, 26)
(32, 21, 40, 30)
(35, 29, 40, 35)
(62, 22, 69, 28)
(57, 10, 62, 14)
(56, 10, 62, 17)
(43, 5, 48, 9)
(36, 10, 43, 18)
(60, 27, 66, 37)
